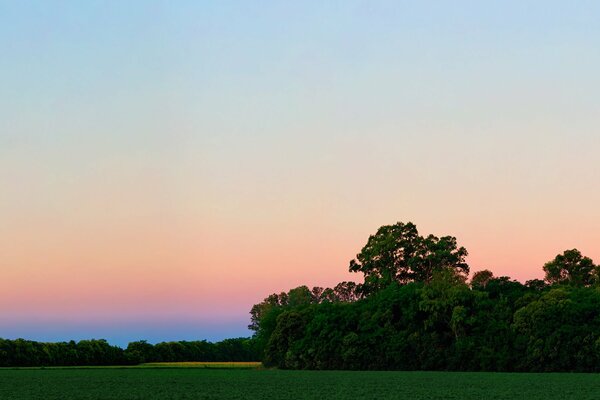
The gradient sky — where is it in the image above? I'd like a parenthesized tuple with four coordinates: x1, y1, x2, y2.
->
(1, 1, 600, 346)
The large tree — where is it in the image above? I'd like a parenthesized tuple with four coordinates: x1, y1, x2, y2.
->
(349, 222, 469, 294)
(543, 249, 598, 286)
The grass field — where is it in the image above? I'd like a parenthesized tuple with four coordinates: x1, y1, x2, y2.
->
(2, 366, 600, 399)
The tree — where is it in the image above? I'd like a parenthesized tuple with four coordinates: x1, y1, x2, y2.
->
(349, 222, 469, 294)
(419, 270, 473, 340)
(525, 279, 547, 291)
(543, 249, 598, 286)
(125, 340, 155, 363)
(264, 310, 311, 368)
(287, 286, 314, 307)
(512, 288, 600, 371)
(333, 281, 359, 302)
(471, 270, 494, 288)
(248, 292, 288, 332)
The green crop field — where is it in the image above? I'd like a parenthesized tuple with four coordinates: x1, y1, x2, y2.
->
(2, 367, 600, 399)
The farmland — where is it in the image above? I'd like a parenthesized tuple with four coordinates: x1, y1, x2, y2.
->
(2, 366, 600, 399)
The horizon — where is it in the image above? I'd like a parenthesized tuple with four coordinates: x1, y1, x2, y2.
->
(2, 1, 600, 345)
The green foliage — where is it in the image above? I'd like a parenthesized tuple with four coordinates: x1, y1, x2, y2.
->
(5, 369, 600, 399)
(513, 287, 600, 371)
(348, 222, 469, 294)
(249, 283, 361, 358)
(543, 249, 598, 286)
(0, 339, 124, 367)
(126, 338, 258, 364)
(257, 279, 544, 371)
(250, 222, 600, 372)
(0, 338, 259, 367)
(470, 269, 494, 288)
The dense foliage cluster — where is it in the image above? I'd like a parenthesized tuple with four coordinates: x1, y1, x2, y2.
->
(250, 222, 600, 371)
(124, 338, 258, 364)
(0, 338, 258, 367)
(0, 339, 124, 367)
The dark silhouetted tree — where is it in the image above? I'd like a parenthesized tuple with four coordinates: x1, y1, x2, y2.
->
(543, 249, 597, 286)
(349, 222, 468, 294)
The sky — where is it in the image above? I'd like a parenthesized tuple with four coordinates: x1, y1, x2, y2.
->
(1, 1, 599, 346)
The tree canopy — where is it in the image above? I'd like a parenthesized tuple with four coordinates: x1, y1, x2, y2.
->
(543, 249, 598, 286)
(0, 338, 259, 367)
(348, 222, 469, 294)
(249, 221, 600, 372)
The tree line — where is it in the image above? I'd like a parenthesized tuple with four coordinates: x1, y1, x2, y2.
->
(0, 337, 259, 367)
(250, 221, 600, 371)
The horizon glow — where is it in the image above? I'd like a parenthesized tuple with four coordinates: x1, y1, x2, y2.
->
(1, 1, 600, 346)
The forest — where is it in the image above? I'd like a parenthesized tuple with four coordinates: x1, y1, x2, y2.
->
(0, 338, 258, 367)
(250, 222, 600, 372)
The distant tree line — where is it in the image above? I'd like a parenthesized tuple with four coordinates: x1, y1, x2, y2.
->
(124, 338, 258, 364)
(251, 222, 600, 372)
(0, 338, 258, 367)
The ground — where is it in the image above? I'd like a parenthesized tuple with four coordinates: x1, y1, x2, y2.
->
(1, 364, 599, 399)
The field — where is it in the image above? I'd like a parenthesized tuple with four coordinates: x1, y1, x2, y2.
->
(140, 362, 261, 369)
(2, 365, 600, 399)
